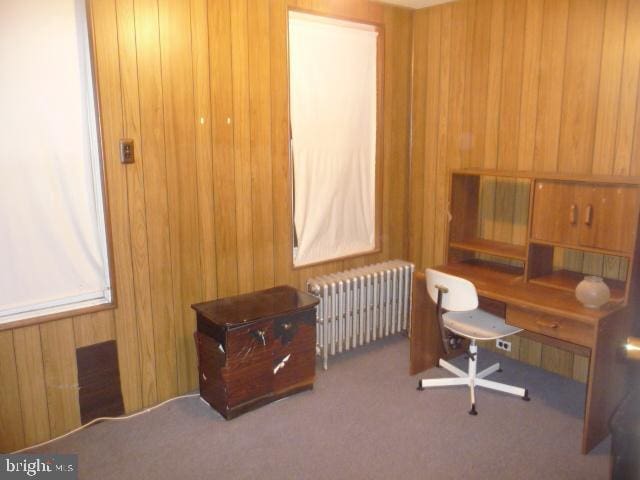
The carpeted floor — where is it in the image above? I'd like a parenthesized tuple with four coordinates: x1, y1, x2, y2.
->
(32, 336, 610, 479)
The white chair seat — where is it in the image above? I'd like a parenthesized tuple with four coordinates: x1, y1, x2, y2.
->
(443, 309, 522, 341)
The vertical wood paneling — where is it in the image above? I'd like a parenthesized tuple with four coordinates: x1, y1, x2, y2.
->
(114, 0, 158, 409)
(446, 1, 470, 171)
(516, 0, 544, 171)
(40, 320, 81, 438)
(134, 0, 178, 402)
(496, 0, 526, 170)
(432, 4, 452, 266)
(209, 0, 240, 297)
(91, 0, 144, 413)
(534, 0, 569, 172)
(159, 0, 203, 393)
(0, 331, 25, 452)
(230, 0, 255, 295)
(467, 0, 492, 169)
(270, 0, 299, 288)
(484, 0, 505, 167)
(592, 0, 628, 174)
(557, 0, 607, 174)
(385, 8, 412, 261)
(420, 8, 441, 268)
(408, 10, 429, 267)
(191, 0, 219, 301)
(13, 326, 50, 446)
(248, 0, 276, 290)
(614, 0, 640, 175)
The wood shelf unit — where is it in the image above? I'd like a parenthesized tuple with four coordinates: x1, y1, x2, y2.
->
(449, 238, 527, 261)
(446, 169, 640, 303)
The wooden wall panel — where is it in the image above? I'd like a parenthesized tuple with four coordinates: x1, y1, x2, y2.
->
(248, 0, 276, 291)
(91, 0, 145, 412)
(13, 326, 50, 447)
(159, 0, 203, 395)
(0, 331, 25, 452)
(40, 320, 81, 438)
(134, 0, 179, 403)
(410, 0, 640, 382)
(1, 0, 412, 451)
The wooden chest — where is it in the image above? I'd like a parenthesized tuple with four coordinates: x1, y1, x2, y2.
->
(192, 286, 319, 419)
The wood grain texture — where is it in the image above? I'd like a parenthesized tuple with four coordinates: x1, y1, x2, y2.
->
(158, 0, 203, 395)
(2, 0, 412, 450)
(134, 0, 179, 403)
(40, 320, 81, 438)
(0, 331, 25, 452)
(13, 326, 50, 447)
(91, 0, 145, 414)
(73, 310, 116, 349)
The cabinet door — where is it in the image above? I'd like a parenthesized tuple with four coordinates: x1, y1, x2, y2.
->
(531, 181, 580, 246)
(577, 185, 640, 253)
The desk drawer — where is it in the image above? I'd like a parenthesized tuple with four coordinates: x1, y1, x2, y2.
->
(506, 306, 595, 348)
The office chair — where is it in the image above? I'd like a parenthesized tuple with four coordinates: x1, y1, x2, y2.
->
(417, 268, 530, 415)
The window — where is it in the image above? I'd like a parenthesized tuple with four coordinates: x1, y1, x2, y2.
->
(288, 11, 380, 267)
(0, 0, 112, 325)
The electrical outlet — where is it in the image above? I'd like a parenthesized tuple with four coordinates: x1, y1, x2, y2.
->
(496, 339, 512, 352)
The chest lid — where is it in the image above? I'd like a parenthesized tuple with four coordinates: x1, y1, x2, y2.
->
(192, 285, 318, 329)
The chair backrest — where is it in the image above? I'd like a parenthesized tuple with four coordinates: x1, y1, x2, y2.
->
(425, 268, 479, 312)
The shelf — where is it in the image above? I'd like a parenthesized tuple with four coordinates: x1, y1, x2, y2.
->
(449, 238, 527, 261)
(529, 270, 625, 303)
(451, 168, 640, 185)
(528, 239, 634, 258)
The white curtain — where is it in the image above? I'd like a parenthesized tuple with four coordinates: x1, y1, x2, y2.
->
(289, 12, 378, 267)
(0, 0, 111, 323)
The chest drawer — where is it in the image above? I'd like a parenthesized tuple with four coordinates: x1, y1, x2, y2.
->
(506, 305, 595, 348)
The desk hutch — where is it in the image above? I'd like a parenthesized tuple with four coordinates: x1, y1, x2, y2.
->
(411, 169, 640, 454)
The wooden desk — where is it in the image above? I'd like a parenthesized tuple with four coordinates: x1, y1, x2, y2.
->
(410, 265, 631, 454)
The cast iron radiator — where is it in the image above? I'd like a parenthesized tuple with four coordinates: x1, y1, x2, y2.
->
(307, 260, 414, 370)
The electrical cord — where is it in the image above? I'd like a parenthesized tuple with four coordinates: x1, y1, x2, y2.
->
(11, 392, 201, 454)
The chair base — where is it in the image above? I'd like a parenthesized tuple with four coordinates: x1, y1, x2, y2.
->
(417, 342, 529, 414)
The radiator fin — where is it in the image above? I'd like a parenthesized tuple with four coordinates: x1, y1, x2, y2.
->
(307, 260, 414, 370)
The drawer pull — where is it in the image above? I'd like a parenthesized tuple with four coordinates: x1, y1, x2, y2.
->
(584, 204, 593, 226)
(569, 204, 577, 225)
(536, 320, 559, 329)
(252, 329, 266, 346)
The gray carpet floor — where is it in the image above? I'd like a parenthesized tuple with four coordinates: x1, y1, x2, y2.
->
(33, 335, 610, 479)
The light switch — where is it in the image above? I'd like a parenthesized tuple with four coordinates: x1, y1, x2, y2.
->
(120, 139, 135, 164)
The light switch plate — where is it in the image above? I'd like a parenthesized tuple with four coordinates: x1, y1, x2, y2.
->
(120, 138, 134, 164)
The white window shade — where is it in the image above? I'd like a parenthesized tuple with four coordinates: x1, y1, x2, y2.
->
(0, 0, 111, 324)
(289, 12, 378, 267)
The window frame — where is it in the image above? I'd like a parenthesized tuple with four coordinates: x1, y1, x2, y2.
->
(287, 8, 385, 270)
(0, 0, 116, 331)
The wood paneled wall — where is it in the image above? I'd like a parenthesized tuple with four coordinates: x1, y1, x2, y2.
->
(409, 0, 640, 382)
(0, 0, 412, 452)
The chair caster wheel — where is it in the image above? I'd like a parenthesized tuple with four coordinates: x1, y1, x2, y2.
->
(522, 389, 530, 401)
(469, 404, 478, 415)
(417, 382, 424, 391)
